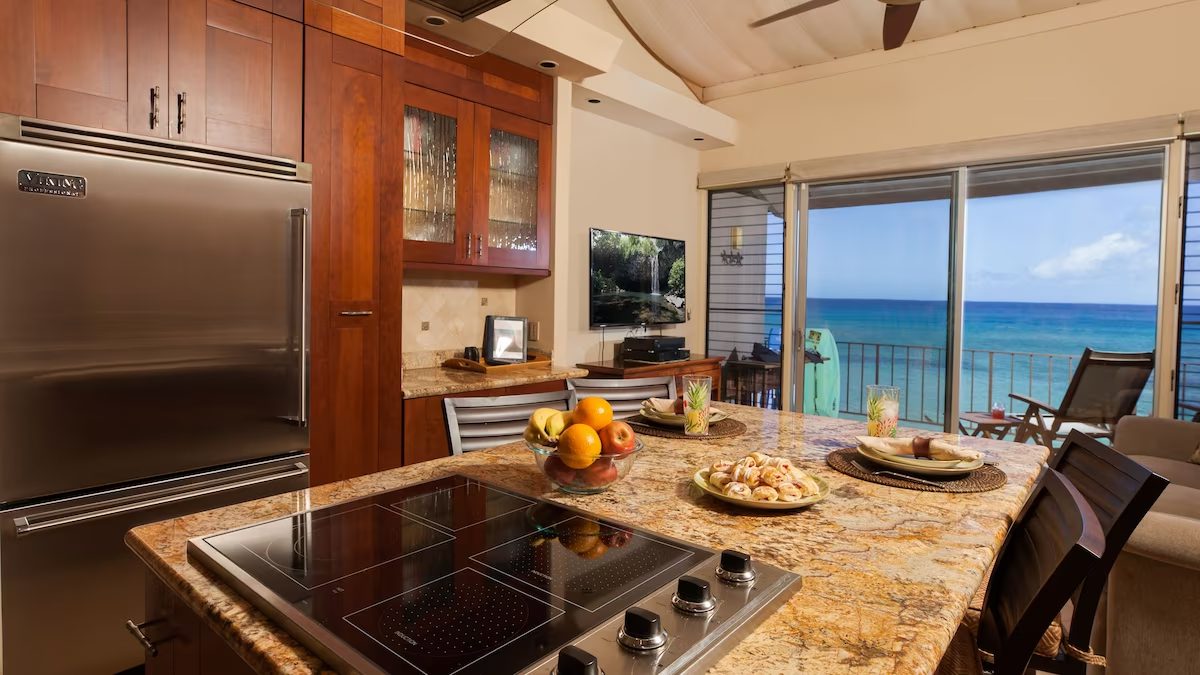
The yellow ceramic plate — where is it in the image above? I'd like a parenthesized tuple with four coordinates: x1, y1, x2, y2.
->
(856, 444, 983, 476)
(693, 468, 829, 510)
(639, 407, 729, 428)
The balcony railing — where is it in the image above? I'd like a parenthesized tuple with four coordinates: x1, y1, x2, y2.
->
(835, 341, 1154, 426)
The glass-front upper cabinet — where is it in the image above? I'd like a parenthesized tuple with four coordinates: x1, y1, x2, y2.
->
(473, 107, 551, 271)
(402, 85, 474, 265)
(402, 86, 551, 272)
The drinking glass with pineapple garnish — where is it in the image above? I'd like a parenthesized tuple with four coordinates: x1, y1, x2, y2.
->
(682, 375, 712, 436)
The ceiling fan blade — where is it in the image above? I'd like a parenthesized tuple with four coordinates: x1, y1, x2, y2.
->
(882, 2, 920, 50)
(749, 0, 841, 28)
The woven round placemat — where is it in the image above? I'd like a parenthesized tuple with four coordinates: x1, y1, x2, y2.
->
(826, 448, 1007, 493)
(627, 415, 748, 440)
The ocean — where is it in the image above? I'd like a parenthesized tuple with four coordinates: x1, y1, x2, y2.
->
(779, 299, 1157, 424)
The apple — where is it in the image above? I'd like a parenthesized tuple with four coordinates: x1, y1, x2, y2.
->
(600, 527, 632, 548)
(598, 421, 637, 456)
(543, 454, 577, 486)
(578, 458, 618, 487)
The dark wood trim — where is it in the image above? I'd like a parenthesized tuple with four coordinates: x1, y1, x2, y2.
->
(402, 260, 551, 277)
(577, 356, 724, 401)
(378, 49, 405, 472)
(403, 25, 553, 124)
(303, 25, 335, 484)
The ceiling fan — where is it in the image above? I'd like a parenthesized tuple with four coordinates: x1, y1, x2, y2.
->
(749, 0, 924, 51)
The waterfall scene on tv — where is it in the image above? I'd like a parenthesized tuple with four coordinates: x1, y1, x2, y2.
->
(589, 228, 686, 326)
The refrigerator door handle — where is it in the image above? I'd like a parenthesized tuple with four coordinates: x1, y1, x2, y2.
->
(13, 462, 309, 537)
(291, 207, 310, 427)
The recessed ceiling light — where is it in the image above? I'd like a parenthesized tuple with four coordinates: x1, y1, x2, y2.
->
(538, 60, 558, 70)
(424, 15, 447, 26)
(587, 98, 601, 104)
(693, 137, 705, 141)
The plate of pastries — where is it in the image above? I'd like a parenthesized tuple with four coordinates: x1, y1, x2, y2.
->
(694, 451, 828, 510)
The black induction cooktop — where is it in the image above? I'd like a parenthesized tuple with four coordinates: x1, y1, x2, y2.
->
(188, 475, 800, 675)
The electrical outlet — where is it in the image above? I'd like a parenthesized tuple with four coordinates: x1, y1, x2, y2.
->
(480, 297, 489, 306)
(421, 321, 430, 331)
(529, 321, 540, 341)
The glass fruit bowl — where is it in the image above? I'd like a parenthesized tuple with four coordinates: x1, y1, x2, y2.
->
(526, 438, 644, 494)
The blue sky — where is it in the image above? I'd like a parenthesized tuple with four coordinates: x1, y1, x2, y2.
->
(805, 181, 1162, 305)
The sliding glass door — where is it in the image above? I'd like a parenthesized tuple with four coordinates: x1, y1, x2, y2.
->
(798, 174, 956, 430)
(964, 150, 1164, 422)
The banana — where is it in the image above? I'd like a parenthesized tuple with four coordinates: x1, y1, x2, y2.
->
(524, 423, 552, 445)
(544, 411, 571, 440)
(527, 407, 566, 444)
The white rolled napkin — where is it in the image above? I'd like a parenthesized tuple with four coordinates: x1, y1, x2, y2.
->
(855, 436, 981, 462)
(642, 398, 677, 414)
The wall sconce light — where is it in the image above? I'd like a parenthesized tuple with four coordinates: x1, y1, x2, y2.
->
(730, 226, 743, 250)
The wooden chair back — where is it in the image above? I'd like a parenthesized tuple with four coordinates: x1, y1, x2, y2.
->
(976, 470, 1104, 675)
(443, 390, 572, 455)
(1030, 431, 1169, 673)
(567, 377, 676, 420)
(1058, 348, 1153, 426)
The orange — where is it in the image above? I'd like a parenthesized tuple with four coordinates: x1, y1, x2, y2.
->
(557, 424, 602, 469)
(573, 396, 614, 430)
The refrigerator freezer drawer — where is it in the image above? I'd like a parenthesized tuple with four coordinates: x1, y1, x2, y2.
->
(0, 454, 310, 675)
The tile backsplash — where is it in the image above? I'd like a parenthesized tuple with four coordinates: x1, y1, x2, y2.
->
(403, 272, 517, 353)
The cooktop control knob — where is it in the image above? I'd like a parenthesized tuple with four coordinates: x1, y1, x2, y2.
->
(716, 549, 756, 584)
(617, 607, 668, 651)
(554, 645, 601, 675)
(672, 575, 716, 613)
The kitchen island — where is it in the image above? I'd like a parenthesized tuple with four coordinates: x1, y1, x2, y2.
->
(127, 405, 1049, 674)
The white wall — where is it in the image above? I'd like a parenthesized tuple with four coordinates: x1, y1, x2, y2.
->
(700, 0, 1200, 173)
(551, 107, 703, 366)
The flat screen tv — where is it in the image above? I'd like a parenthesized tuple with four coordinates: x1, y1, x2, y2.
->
(589, 228, 686, 327)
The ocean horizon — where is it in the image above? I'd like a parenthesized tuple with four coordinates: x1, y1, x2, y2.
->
(750, 297, 1157, 423)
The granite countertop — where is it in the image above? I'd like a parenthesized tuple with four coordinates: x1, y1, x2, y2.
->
(401, 363, 589, 399)
(126, 406, 1050, 674)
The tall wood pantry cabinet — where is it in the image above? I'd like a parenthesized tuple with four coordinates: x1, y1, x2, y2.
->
(0, 0, 302, 159)
(304, 27, 404, 485)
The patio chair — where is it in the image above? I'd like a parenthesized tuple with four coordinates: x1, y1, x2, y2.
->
(566, 376, 676, 420)
(1010, 348, 1153, 448)
(935, 470, 1105, 675)
(443, 390, 572, 455)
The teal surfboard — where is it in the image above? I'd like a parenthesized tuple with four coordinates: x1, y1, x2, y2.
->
(802, 328, 840, 417)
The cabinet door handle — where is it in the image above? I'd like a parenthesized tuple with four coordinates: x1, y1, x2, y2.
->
(176, 91, 187, 135)
(465, 232, 472, 259)
(149, 86, 160, 130)
(477, 233, 483, 258)
(338, 310, 373, 317)
(125, 620, 162, 657)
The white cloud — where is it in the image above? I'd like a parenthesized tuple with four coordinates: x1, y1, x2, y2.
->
(1029, 233, 1147, 279)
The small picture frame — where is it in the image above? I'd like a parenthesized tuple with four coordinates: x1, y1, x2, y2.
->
(482, 315, 527, 365)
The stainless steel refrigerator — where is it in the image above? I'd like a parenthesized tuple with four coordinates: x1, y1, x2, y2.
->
(0, 115, 312, 674)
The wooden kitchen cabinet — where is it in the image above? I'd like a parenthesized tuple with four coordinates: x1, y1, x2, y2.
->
(305, 27, 404, 485)
(0, 0, 156, 130)
(303, 0, 404, 54)
(401, 38, 553, 276)
(168, 0, 303, 158)
(142, 571, 255, 675)
(0, 0, 302, 159)
(402, 98, 551, 274)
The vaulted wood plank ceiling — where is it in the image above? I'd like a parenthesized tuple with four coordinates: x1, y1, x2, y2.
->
(608, 0, 1100, 88)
